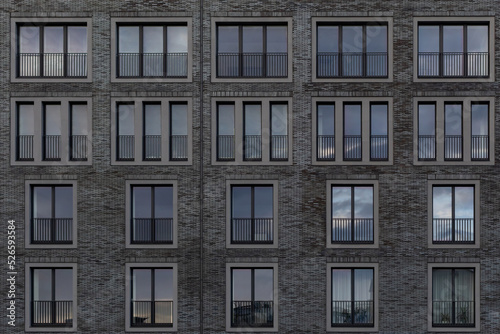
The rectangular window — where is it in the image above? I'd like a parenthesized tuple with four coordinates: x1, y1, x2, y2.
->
(471, 103, 489, 160)
(16, 103, 35, 161)
(331, 185, 374, 244)
(143, 103, 162, 161)
(270, 104, 288, 161)
(418, 23, 489, 78)
(216, 24, 288, 78)
(217, 104, 236, 161)
(317, 103, 335, 161)
(116, 24, 188, 78)
(370, 103, 388, 161)
(317, 23, 388, 78)
(444, 103, 463, 161)
(70, 103, 88, 161)
(418, 103, 436, 160)
(244, 104, 262, 161)
(43, 103, 62, 161)
(343, 104, 362, 161)
(117, 103, 135, 161)
(170, 103, 188, 161)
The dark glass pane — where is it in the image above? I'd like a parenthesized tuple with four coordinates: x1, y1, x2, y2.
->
(132, 269, 152, 300)
(342, 26, 363, 52)
(455, 187, 474, 219)
(71, 104, 88, 135)
(54, 269, 73, 300)
(317, 104, 334, 136)
(218, 104, 235, 136)
(19, 26, 40, 53)
(244, 104, 261, 135)
(18, 104, 35, 135)
(267, 26, 287, 53)
(433, 187, 452, 219)
(218, 26, 239, 53)
(155, 269, 173, 300)
(44, 27, 64, 53)
(271, 104, 287, 136)
(33, 269, 52, 301)
(118, 104, 134, 135)
(54, 187, 73, 218)
(366, 25, 387, 52)
(471, 104, 488, 136)
(144, 104, 161, 136)
(171, 104, 188, 136)
(133, 187, 152, 218)
(317, 26, 338, 53)
(354, 187, 373, 219)
(232, 269, 252, 301)
(254, 269, 273, 301)
(445, 104, 462, 136)
(370, 104, 387, 135)
(418, 104, 435, 136)
(45, 104, 61, 135)
(332, 187, 351, 219)
(232, 187, 251, 218)
(344, 104, 361, 136)
(143, 26, 163, 53)
(467, 26, 488, 52)
(254, 187, 273, 218)
(418, 26, 439, 52)
(432, 269, 452, 301)
(68, 26, 87, 53)
(443, 26, 464, 52)
(167, 26, 188, 53)
(33, 187, 52, 219)
(242, 26, 263, 53)
(154, 186, 173, 218)
(331, 269, 351, 301)
(118, 26, 139, 53)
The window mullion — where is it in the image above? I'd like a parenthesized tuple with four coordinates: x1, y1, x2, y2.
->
(351, 186, 355, 242)
(263, 26, 267, 77)
(351, 269, 355, 324)
(251, 269, 255, 325)
(40, 26, 45, 77)
(451, 269, 456, 325)
(463, 25, 468, 76)
(51, 268, 56, 324)
(139, 26, 144, 77)
(452, 187, 456, 242)
(251, 187, 255, 242)
(151, 269, 156, 324)
(63, 26, 68, 77)
(439, 25, 443, 77)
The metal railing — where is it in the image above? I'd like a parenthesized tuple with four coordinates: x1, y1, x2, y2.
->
(144, 135, 161, 161)
(331, 300, 374, 326)
(370, 135, 388, 161)
(217, 53, 287, 78)
(317, 52, 388, 78)
(117, 53, 188, 78)
(444, 135, 462, 160)
(170, 135, 188, 161)
(18, 53, 87, 78)
(217, 135, 235, 161)
(343, 135, 362, 160)
(31, 218, 73, 244)
(332, 218, 374, 243)
(131, 300, 173, 326)
(317, 135, 335, 161)
(117, 135, 134, 161)
(232, 301, 273, 327)
(43, 135, 61, 160)
(17, 135, 34, 160)
(433, 218, 474, 244)
(471, 135, 488, 160)
(244, 135, 262, 160)
(418, 135, 436, 160)
(132, 218, 173, 244)
(70, 135, 87, 161)
(270, 135, 288, 161)
(31, 300, 73, 326)
(432, 301, 475, 326)
(231, 218, 273, 244)
(418, 52, 488, 77)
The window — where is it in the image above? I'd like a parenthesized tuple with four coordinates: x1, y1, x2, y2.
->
(327, 180, 379, 248)
(25, 263, 77, 332)
(111, 18, 191, 81)
(414, 97, 494, 165)
(327, 263, 378, 332)
(125, 264, 177, 332)
(126, 181, 177, 248)
(12, 18, 91, 81)
(414, 17, 494, 81)
(313, 98, 393, 165)
(226, 264, 278, 331)
(213, 98, 292, 165)
(12, 98, 92, 165)
(428, 264, 480, 331)
(428, 180, 480, 248)
(111, 98, 192, 165)
(25, 180, 77, 248)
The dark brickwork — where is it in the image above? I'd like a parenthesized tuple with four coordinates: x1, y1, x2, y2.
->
(1, 0, 499, 333)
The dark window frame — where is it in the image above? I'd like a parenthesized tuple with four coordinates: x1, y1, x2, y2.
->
(169, 102, 189, 162)
(417, 102, 437, 161)
(216, 102, 236, 161)
(16, 102, 35, 161)
(470, 102, 489, 161)
(444, 102, 464, 161)
(69, 102, 88, 161)
(369, 102, 389, 161)
(316, 102, 336, 161)
(142, 102, 162, 162)
(243, 102, 263, 161)
(116, 102, 135, 161)
(42, 102, 62, 161)
(343, 102, 362, 161)
(269, 102, 289, 161)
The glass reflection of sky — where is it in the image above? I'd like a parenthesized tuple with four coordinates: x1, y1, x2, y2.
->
(366, 26, 387, 52)
(167, 27, 188, 53)
(218, 104, 234, 136)
(20, 26, 87, 54)
(443, 26, 463, 52)
(317, 104, 334, 136)
(232, 186, 273, 218)
(419, 26, 439, 52)
(332, 269, 373, 301)
(244, 104, 261, 135)
(370, 104, 387, 135)
(332, 186, 373, 219)
(344, 104, 361, 136)
(119, 26, 187, 54)
(445, 104, 462, 136)
(232, 269, 273, 301)
(218, 26, 238, 53)
(468, 26, 488, 52)
(433, 186, 474, 218)
(343, 26, 363, 52)
(271, 104, 287, 136)
(419, 24, 488, 53)
(471, 104, 488, 135)
(418, 104, 435, 136)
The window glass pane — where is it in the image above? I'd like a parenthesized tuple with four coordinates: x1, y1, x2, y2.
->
(433, 187, 452, 219)
(218, 104, 234, 136)
(154, 186, 173, 218)
(71, 104, 88, 135)
(418, 104, 435, 136)
(54, 269, 73, 300)
(433, 269, 452, 301)
(19, 26, 40, 53)
(267, 26, 287, 53)
(18, 104, 35, 135)
(370, 104, 387, 135)
(445, 104, 462, 136)
(154, 269, 173, 300)
(317, 26, 338, 53)
(354, 187, 373, 219)
(133, 187, 152, 218)
(144, 104, 161, 136)
(354, 269, 373, 301)
(331, 269, 351, 301)
(332, 186, 351, 218)
(171, 104, 188, 136)
(366, 25, 387, 52)
(68, 26, 87, 53)
(418, 26, 439, 52)
(45, 104, 61, 135)
(244, 104, 261, 136)
(232, 187, 251, 218)
(218, 26, 239, 53)
(317, 104, 334, 136)
(132, 269, 151, 300)
(271, 104, 287, 136)
(44, 27, 64, 53)
(455, 187, 474, 219)
(118, 26, 139, 53)
(232, 269, 251, 301)
(167, 26, 188, 53)
(143, 26, 163, 53)
(33, 269, 52, 300)
(454, 269, 474, 301)
(54, 187, 73, 218)
(471, 104, 488, 136)
(443, 26, 464, 52)
(342, 26, 363, 52)
(33, 187, 52, 218)
(467, 25, 488, 52)
(242, 26, 263, 53)
(118, 104, 134, 135)
(254, 187, 273, 218)
(344, 104, 361, 136)
(254, 269, 273, 301)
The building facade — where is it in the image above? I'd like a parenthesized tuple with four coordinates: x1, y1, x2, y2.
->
(1, 0, 500, 333)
